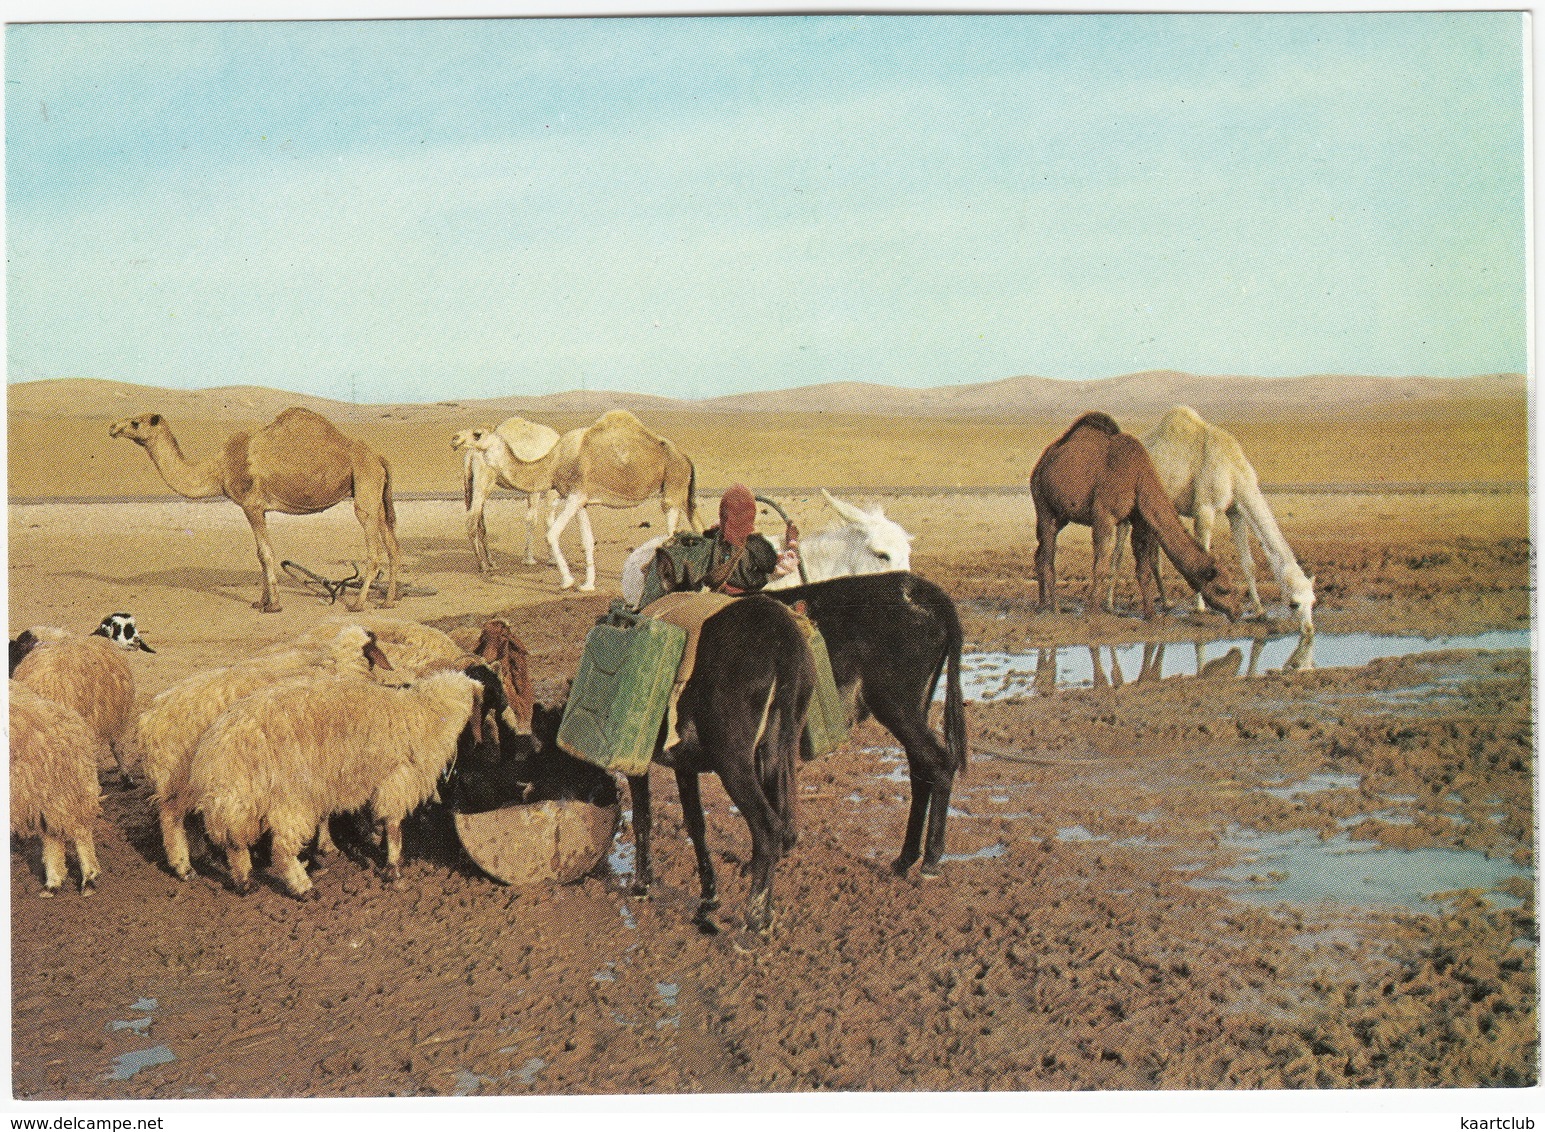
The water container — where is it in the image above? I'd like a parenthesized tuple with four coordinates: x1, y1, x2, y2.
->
(797, 617, 850, 759)
(557, 603, 688, 776)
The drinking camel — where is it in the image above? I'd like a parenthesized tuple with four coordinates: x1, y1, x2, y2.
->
(1030, 411, 1239, 621)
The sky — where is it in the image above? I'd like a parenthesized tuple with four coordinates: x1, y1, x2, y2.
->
(4, 7, 1531, 405)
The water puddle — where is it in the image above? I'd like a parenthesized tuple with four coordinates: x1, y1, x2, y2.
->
(962, 629, 1529, 699)
(941, 842, 1007, 863)
(103, 997, 172, 1081)
(1196, 825, 1534, 912)
(105, 1045, 176, 1081)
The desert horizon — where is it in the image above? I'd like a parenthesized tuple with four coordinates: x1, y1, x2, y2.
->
(6, 372, 1530, 503)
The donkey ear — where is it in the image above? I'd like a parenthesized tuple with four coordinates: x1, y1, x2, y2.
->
(821, 489, 869, 525)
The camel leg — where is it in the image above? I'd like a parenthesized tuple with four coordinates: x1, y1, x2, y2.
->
(1190, 506, 1217, 613)
(521, 493, 541, 566)
(467, 462, 497, 574)
(1106, 520, 1131, 613)
(1033, 513, 1063, 612)
(1131, 519, 1160, 620)
(349, 500, 398, 612)
(244, 506, 283, 613)
(1227, 506, 1264, 616)
(576, 507, 597, 592)
(546, 492, 587, 589)
(1087, 512, 1117, 616)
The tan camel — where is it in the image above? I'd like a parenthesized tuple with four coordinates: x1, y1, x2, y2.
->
(1030, 411, 1240, 621)
(108, 407, 400, 613)
(450, 416, 562, 572)
(1108, 405, 1316, 633)
(545, 409, 698, 592)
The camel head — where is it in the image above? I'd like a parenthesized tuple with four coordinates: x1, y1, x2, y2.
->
(108, 413, 166, 447)
(1194, 563, 1242, 622)
(1285, 568, 1316, 636)
(450, 427, 491, 454)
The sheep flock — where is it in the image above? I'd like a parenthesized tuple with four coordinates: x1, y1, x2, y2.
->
(8, 612, 526, 900)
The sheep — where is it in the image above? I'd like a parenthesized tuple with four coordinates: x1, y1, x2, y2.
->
(9, 681, 104, 896)
(92, 612, 156, 654)
(288, 615, 465, 680)
(189, 667, 487, 898)
(136, 624, 394, 880)
(11, 625, 138, 783)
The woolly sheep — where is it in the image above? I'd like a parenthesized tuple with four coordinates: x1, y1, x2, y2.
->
(11, 626, 138, 782)
(190, 667, 486, 898)
(9, 681, 104, 896)
(137, 624, 394, 880)
(289, 615, 465, 681)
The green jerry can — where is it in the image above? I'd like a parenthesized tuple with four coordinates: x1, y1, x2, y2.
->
(557, 602, 688, 777)
(796, 616, 850, 760)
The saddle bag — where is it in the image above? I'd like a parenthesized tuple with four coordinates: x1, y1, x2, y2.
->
(795, 615, 850, 760)
(556, 603, 688, 777)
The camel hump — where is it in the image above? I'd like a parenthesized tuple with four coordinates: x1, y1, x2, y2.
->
(493, 417, 560, 463)
(1052, 410, 1122, 447)
(593, 409, 648, 434)
(265, 407, 350, 441)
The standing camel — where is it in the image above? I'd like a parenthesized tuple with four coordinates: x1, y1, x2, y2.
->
(545, 410, 698, 592)
(1030, 411, 1239, 621)
(109, 407, 400, 613)
(450, 416, 562, 573)
(1108, 405, 1316, 633)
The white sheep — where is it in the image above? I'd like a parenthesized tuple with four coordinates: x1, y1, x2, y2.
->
(190, 667, 485, 898)
(11, 626, 137, 782)
(288, 615, 466, 683)
(137, 624, 393, 880)
(9, 680, 105, 896)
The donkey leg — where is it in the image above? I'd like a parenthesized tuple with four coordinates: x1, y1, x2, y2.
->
(714, 757, 784, 934)
(626, 772, 653, 898)
(674, 768, 720, 929)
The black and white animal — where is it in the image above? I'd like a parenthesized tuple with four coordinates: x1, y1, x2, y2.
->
(765, 571, 967, 877)
(92, 613, 156, 654)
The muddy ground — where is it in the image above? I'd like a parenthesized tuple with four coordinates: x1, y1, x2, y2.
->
(7, 443, 1537, 1103)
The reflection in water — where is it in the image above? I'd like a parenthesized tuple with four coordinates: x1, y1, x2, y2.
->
(961, 628, 1528, 700)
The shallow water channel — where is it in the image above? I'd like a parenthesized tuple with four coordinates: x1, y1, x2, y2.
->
(960, 628, 1530, 700)
(955, 629, 1534, 914)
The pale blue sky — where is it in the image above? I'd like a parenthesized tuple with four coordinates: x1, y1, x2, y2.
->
(5, 11, 1529, 404)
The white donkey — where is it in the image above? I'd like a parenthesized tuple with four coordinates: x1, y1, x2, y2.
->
(1110, 405, 1315, 633)
(621, 488, 913, 607)
(450, 417, 562, 573)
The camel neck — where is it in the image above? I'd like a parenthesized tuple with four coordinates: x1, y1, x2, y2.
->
(145, 427, 225, 499)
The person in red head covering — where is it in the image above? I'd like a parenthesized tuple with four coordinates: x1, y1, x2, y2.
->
(635, 483, 800, 607)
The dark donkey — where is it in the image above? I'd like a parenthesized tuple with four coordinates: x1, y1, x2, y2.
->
(766, 571, 968, 877)
(629, 594, 816, 934)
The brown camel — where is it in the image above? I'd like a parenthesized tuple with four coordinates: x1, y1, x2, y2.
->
(1030, 411, 1239, 621)
(545, 409, 698, 592)
(108, 407, 400, 613)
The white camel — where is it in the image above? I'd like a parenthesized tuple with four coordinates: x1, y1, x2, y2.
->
(1109, 405, 1315, 633)
(545, 410, 698, 592)
(450, 416, 562, 572)
(620, 489, 914, 607)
